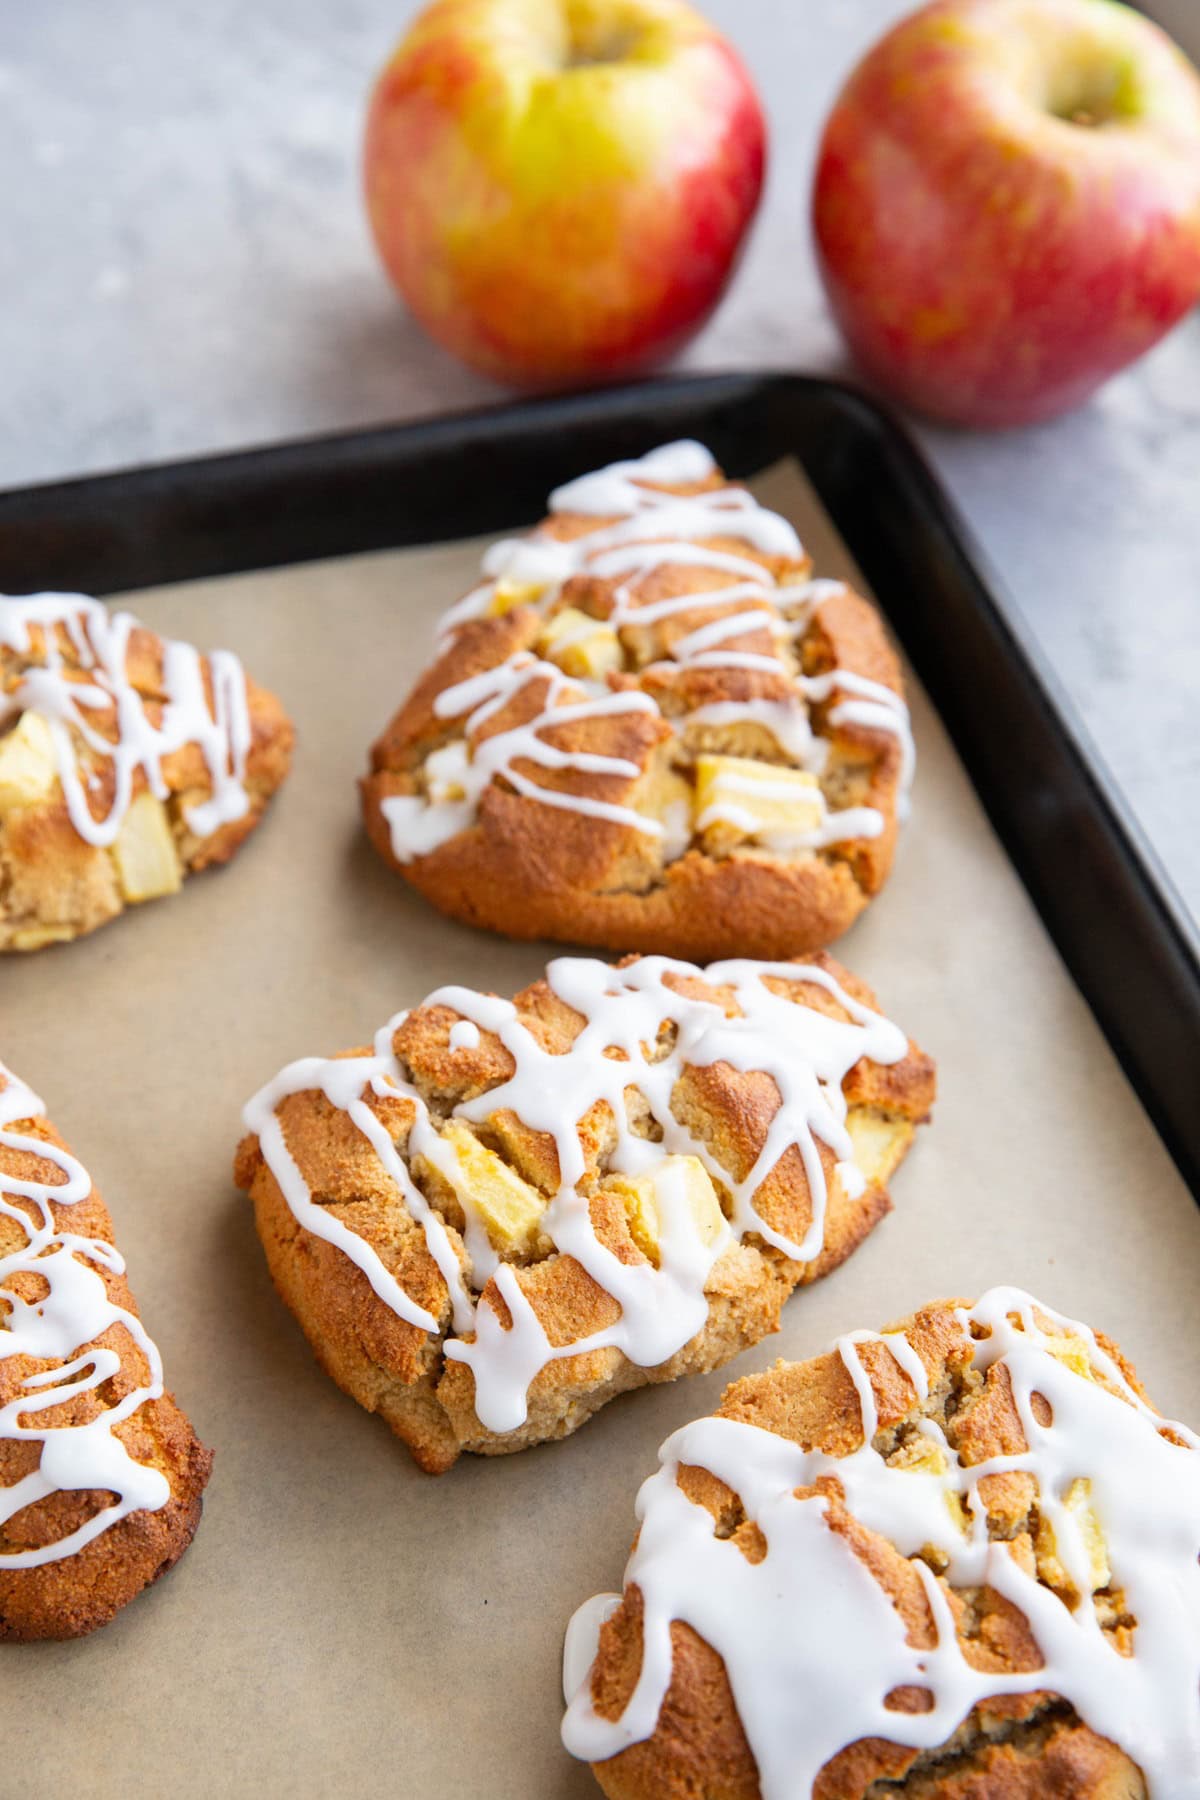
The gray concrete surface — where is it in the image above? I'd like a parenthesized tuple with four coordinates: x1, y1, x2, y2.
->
(1, 0, 1198, 914)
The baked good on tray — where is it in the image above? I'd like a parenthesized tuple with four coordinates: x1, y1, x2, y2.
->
(235, 952, 934, 1473)
(0, 591, 294, 951)
(0, 1062, 212, 1640)
(562, 1287, 1200, 1798)
(361, 441, 912, 959)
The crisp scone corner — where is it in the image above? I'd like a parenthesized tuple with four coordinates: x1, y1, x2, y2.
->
(563, 1288, 1199, 1799)
(0, 1060, 212, 1641)
(361, 441, 913, 959)
(236, 952, 935, 1473)
(0, 593, 295, 951)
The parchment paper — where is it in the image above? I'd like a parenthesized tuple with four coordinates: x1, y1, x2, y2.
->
(2, 462, 1197, 1800)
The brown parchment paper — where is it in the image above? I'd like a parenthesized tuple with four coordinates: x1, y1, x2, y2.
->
(2, 462, 1197, 1800)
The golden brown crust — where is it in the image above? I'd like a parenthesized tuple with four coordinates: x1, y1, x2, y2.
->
(0, 1094, 212, 1641)
(362, 466, 907, 960)
(362, 789, 872, 962)
(584, 1299, 1152, 1800)
(0, 608, 294, 951)
(235, 955, 934, 1474)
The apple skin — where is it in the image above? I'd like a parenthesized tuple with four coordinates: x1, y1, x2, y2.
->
(364, 0, 766, 388)
(813, 0, 1200, 427)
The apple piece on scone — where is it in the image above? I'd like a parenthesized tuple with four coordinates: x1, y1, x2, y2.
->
(422, 1119, 548, 1263)
(606, 1156, 728, 1267)
(487, 576, 555, 618)
(0, 709, 57, 810)
(537, 609, 624, 681)
(845, 1105, 915, 1188)
(110, 791, 184, 903)
(693, 753, 825, 854)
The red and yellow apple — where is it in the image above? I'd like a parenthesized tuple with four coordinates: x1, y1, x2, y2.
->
(363, 0, 766, 387)
(813, 0, 1200, 427)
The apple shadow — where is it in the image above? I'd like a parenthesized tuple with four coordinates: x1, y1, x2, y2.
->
(300, 283, 508, 424)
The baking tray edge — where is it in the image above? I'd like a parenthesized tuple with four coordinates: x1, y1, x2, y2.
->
(0, 370, 1196, 1197)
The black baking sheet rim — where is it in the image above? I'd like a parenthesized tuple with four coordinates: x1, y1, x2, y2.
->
(1, 370, 1197, 1200)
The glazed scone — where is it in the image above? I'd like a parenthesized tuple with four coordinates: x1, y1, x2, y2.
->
(563, 1288, 1200, 1798)
(0, 1062, 212, 1640)
(0, 591, 294, 951)
(235, 953, 934, 1473)
(361, 441, 912, 959)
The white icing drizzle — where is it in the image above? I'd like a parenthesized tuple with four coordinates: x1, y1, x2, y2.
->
(0, 591, 253, 847)
(564, 1593, 622, 1704)
(0, 1062, 171, 1568)
(242, 1051, 472, 1337)
(563, 1286, 1200, 1795)
(548, 440, 720, 514)
(387, 446, 913, 865)
(382, 652, 665, 860)
(798, 657, 916, 824)
(244, 956, 908, 1437)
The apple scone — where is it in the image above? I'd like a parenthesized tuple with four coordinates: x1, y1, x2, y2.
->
(563, 1288, 1200, 1799)
(1, 1062, 212, 1641)
(0, 591, 294, 951)
(235, 952, 934, 1474)
(361, 441, 912, 959)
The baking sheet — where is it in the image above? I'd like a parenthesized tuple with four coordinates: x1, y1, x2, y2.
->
(2, 461, 1197, 1800)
